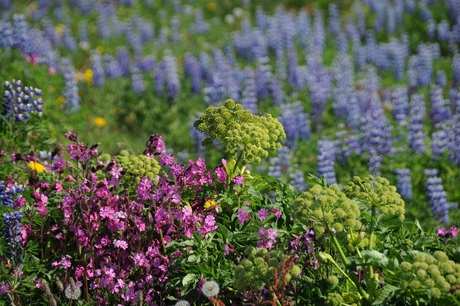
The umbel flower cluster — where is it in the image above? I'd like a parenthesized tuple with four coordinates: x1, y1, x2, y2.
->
(293, 183, 361, 235)
(194, 99, 286, 165)
(343, 175, 405, 220)
(2, 79, 44, 122)
(114, 150, 161, 184)
(234, 247, 301, 291)
(399, 251, 460, 298)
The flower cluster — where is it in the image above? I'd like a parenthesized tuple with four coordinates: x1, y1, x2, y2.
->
(293, 183, 361, 235)
(0, 181, 24, 207)
(2, 211, 23, 269)
(2, 79, 44, 122)
(233, 247, 300, 291)
(399, 251, 460, 298)
(194, 99, 286, 165)
(114, 151, 161, 184)
(343, 175, 405, 220)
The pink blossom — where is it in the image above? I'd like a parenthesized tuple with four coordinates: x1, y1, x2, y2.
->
(450, 227, 458, 237)
(113, 239, 128, 250)
(237, 208, 251, 225)
(232, 175, 244, 185)
(257, 209, 269, 221)
(215, 167, 227, 183)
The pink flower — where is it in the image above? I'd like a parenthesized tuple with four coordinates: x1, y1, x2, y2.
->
(437, 228, 448, 237)
(257, 209, 269, 221)
(450, 227, 458, 237)
(232, 175, 244, 185)
(215, 167, 227, 183)
(237, 208, 251, 225)
(113, 239, 128, 250)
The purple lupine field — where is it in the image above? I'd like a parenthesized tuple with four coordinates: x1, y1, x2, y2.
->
(1, 0, 460, 305)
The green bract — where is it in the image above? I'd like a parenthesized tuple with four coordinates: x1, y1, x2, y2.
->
(343, 175, 405, 220)
(193, 99, 286, 165)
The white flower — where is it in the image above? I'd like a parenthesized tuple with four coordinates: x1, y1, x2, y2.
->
(64, 284, 81, 300)
(202, 280, 220, 298)
(174, 300, 190, 306)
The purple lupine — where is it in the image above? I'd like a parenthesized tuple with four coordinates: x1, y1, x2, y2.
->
(191, 9, 210, 34)
(408, 94, 427, 154)
(125, 22, 142, 53)
(328, 3, 341, 36)
(395, 168, 412, 200)
(61, 58, 80, 110)
(62, 26, 77, 52)
(97, 15, 111, 39)
(131, 69, 145, 94)
(12, 14, 31, 54)
(183, 53, 202, 94)
(2, 79, 44, 121)
(269, 75, 284, 107)
(169, 16, 180, 44)
(289, 164, 308, 192)
(312, 9, 325, 56)
(451, 88, 460, 114)
(360, 104, 393, 176)
(90, 50, 104, 87)
(305, 55, 331, 130)
(153, 60, 165, 96)
(0, 21, 14, 48)
(164, 51, 180, 103)
(104, 54, 122, 79)
(278, 101, 310, 148)
(431, 114, 460, 166)
(436, 70, 447, 87)
(430, 85, 451, 125)
(136, 55, 155, 73)
(335, 127, 362, 165)
(0, 181, 24, 208)
(437, 20, 450, 42)
(392, 86, 409, 122)
(268, 146, 291, 180)
(256, 56, 271, 99)
(317, 138, 337, 185)
(424, 169, 455, 224)
(336, 31, 348, 54)
(241, 67, 258, 115)
(388, 38, 406, 80)
(3, 211, 23, 269)
(286, 48, 299, 87)
(453, 54, 460, 87)
(296, 10, 310, 50)
(331, 53, 355, 119)
(116, 47, 131, 77)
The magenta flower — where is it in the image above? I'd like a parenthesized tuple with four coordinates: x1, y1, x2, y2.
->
(215, 167, 227, 183)
(237, 208, 251, 225)
(257, 208, 269, 221)
(450, 227, 458, 237)
(437, 228, 448, 237)
(113, 239, 128, 250)
(232, 175, 244, 185)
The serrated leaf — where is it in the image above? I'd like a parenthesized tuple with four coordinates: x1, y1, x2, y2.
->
(372, 284, 399, 305)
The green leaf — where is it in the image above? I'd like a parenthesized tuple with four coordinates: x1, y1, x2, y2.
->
(372, 284, 399, 305)
(182, 273, 196, 287)
(353, 250, 389, 268)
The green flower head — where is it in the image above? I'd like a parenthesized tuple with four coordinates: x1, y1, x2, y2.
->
(193, 99, 286, 165)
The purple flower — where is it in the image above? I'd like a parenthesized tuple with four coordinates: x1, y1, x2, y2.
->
(232, 175, 244, 185)
(237, 208, 251, 225)
(437, 228, 448, 237)
(215, 167, 227, 183)
(113, 239, 128, 250)
(451, 227, 459, 237)
(257, 208, 269, 221)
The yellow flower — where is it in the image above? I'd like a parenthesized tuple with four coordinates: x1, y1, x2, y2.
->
(56, 96, 66, 105)
(28, 161, 46, 173)
(204, 199, 217, 209)
(206, 2, 216, 11)
(84, 69, 93, 85)
(93, 117, 107, 127)
(55, 23, 65, 36)
(96, 45, 105, 53)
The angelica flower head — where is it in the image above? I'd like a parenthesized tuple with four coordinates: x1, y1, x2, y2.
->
(201, 280, 220, 297)
(343, 175, 405, 220)
(194, 99, 286, 166)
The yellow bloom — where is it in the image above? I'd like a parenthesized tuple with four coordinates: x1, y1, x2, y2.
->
(28, 161, 46, 173)
(206, 2, 216, 11)
(93, 117, 107, 127)
(96, 45, 105, 53)
(204, 199, 217, 209)
(55, 23, 65, 36)
(56, 96, 66, 105)
(84, 69, 93, 85)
